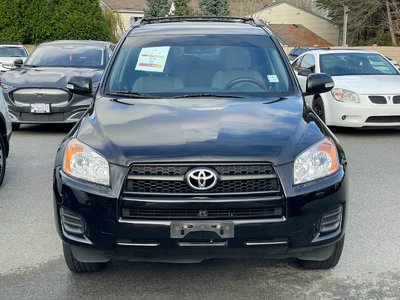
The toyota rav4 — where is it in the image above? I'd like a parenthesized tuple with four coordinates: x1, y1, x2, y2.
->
(53, 17, 347, 273)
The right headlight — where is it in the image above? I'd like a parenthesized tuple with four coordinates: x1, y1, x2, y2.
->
(63, 138, 110, 186)
(294, 138, 339, 185)
(331, 88, 360, 103)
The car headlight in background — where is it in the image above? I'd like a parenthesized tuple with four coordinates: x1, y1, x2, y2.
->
(331, 88, 360, 103)
(294, 138, 339, 185)
(63, 138, 110, 186)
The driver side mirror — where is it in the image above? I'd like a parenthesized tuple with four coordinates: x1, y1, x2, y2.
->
(14, 59, 23, 68)
(304, 73, 334, 96)
(66, 76, 92, 95)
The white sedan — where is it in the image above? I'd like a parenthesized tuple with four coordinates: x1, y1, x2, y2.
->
(292, 49, 400, 127)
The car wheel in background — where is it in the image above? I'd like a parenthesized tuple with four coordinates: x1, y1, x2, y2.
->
(0, 134, 6, 186)
(62, 243, 107, 273)
(313, 97, 326, 123)
(297, 236, 344, 269)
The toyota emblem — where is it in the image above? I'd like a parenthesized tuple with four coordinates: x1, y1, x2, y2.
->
(186, 168, 218, 191)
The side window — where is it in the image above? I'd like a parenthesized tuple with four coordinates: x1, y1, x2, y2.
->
(300, 54, 316, 73)
(292, 56, 304, 71)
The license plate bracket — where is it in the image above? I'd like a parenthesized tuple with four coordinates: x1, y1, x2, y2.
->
(31, 103, 50, 114)
(170, 221, 234, 239)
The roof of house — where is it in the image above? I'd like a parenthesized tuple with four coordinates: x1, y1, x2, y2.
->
(269, 24, 332, 47)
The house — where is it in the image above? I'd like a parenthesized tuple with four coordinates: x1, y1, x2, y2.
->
(251, 1, 339, 45)
(101, 0, 147, 30)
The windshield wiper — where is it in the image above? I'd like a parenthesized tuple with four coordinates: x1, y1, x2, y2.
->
(171, 93, 246, 99)
(106, 91, 160, 99)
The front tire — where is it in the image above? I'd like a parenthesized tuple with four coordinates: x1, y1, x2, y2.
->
(0, 135, 6, 186)
(312, 97, 326, 123)
(297, 236, 345, 269)
(62, 243, 107, 273)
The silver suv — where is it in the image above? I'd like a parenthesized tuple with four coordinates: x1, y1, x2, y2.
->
(0, 86, 12, 186)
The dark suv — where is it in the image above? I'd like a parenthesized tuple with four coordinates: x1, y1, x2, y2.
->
(1, 40, 114, 130)
(53, 17, 347, 273)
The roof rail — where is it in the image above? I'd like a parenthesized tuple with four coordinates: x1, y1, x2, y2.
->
(135, 16, 266, 27)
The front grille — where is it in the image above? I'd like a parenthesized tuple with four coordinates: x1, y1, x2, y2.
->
(125, 164, 279, 195)
(366, 116, 400, 123)
(11, 88, 71, 105)
(20, 112, 65, 121)
(393, 96, 400, 104)
(369, 96, 387, 104)
(123, 206, 282, 219)
(121, 163, 284, 220)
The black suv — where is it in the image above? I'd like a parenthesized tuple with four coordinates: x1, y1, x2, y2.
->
(1, 40, 114, 130)
(53, 17, 347, 273)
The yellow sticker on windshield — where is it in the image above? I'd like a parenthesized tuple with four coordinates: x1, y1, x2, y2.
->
(135, 47, 171, 73)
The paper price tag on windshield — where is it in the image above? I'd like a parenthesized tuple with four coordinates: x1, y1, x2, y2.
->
(135, 47, 171, 73)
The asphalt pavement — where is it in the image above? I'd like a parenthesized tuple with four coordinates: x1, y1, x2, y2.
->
(0, 124, 400, 300)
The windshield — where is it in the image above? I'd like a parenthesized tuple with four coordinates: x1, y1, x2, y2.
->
(320, 52, 399, 76)
(105, 35, 292, 98)
(0, 47, 27, 57)
(25, 44, 106, 68)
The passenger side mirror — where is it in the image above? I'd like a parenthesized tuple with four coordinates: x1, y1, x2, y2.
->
(67, 76, 92, 95)
(298, 68, 312, 76)
(304, 73, 334, 96)
(14, 59, 23, 68)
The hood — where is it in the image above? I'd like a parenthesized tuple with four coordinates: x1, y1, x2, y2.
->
(76, 97, 325, 166)
(333, 75, 400, 95)
(1, 67, 103, 88)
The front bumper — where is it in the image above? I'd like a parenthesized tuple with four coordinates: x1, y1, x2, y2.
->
(53, 162, 347, 263)
(325, 94, 400, 127)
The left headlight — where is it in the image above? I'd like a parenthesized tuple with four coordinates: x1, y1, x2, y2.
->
(331, 88, 360, 103)
(294, 138, 339, 185)
(63, 138, 110, 186)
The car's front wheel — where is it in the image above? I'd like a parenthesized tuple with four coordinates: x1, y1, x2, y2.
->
(312, 97, 325, 123)
(0, 134, 6, 186)
(297, 236, 345, 269)
(62, 243, 107, 273)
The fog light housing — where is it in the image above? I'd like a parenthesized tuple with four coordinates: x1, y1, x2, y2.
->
(320, 206, 343, 234)
(60, 207, 86, 236)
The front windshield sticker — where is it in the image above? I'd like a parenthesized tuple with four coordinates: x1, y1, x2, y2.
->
(267, 75, 279, 83)
(135, 46, 171, 73)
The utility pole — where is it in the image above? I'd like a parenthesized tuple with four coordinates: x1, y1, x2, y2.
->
(343, 5, 349, 46)
(386, 0, 397, 45)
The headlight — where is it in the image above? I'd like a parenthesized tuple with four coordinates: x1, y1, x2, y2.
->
(331, 88, 360, 103)
(63, 138, 110, 186)
(294, 138, 339, 185)
(1, 82, 14, 90)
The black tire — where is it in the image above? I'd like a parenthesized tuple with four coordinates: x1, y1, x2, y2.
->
(312, 97, 326, 123)
(0, 135, 5, 186)
(62, 243, 107, 273)
(12, 123, 20, 131)
(297, 236, 345, 270)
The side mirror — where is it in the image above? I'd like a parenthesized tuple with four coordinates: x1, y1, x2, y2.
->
(66, 76, 92, 95)
(305, 73, 334, 96)
(298, 68, 312, 76)
(14, 59, 23, 68)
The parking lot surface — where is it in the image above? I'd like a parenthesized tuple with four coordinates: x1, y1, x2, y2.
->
(0, 125, 399, 299)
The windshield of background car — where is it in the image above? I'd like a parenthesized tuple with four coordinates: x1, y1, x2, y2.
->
(25, 44, 106, 68)
(0, 47, 27, 57)
(105, 35, 293, 98)
(320, 53, 399, 76)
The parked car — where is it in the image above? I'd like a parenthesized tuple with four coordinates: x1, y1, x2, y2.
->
(287, 47, 330, 62)
(292, 49, 400, 127)
(0, 87, 12, 186)
(54, 17, 347, 273)
(0, 44, 29, 73)
(1, 40, 114, 130)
